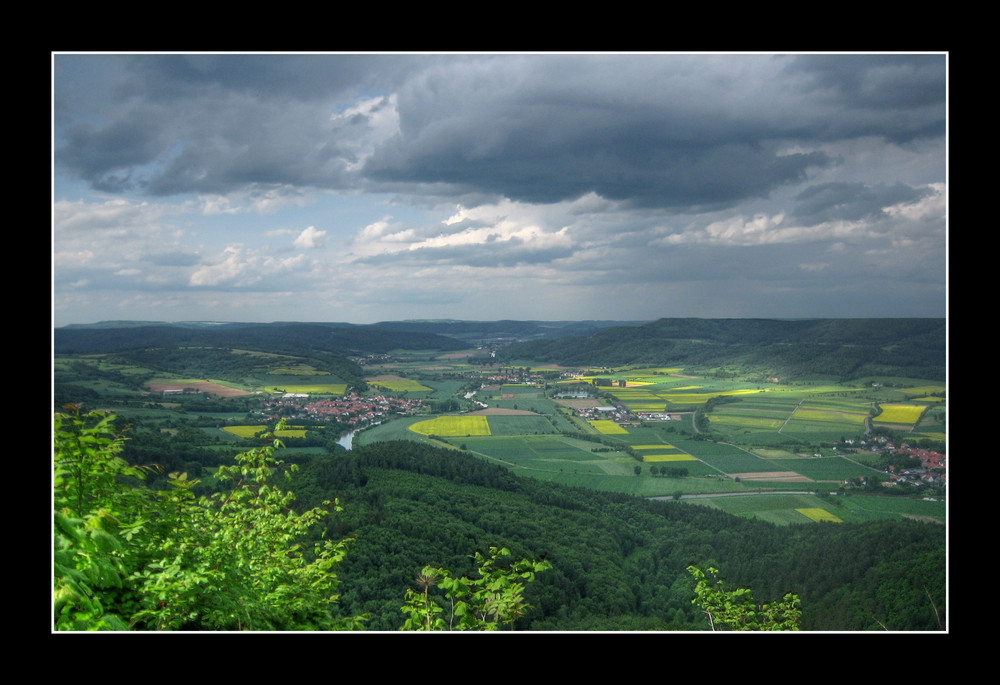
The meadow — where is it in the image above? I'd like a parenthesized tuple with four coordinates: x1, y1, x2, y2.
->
(688, 491, 945, 525)
(351, 365, 944, 524)
(222, 425, 313, 439)
(409, 415, 491, 437)
(56, 343, 945, 528)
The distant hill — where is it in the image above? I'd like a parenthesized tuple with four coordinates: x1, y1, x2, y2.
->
(54, 317, 947, 381)
(369, 319, 641, 342)
(500, 317, 946, 380)
(52, 321, 469, 356)
(53, 319, 641, 354)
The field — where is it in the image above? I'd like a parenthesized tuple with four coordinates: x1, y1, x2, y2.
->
(264, 383, 347, 395)
(409, 415, 491, 437)
(56, 339, 946, 527)
(146, 379, 253, 398)
(589, 420, 628, 434)
(222, 425, 313, 439)
(687, 492, 944, 525)
(348, 363, 943, 523)
(875, 403, 927, 425)
(367, 375, 433, 393)
(796, 507, 844, 523)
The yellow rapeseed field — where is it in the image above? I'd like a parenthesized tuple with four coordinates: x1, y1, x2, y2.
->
(589, 420, 628, 434)
(642, 453, 697, 462)
(796, 508, 843, 523)
(876, 404, 927, 425)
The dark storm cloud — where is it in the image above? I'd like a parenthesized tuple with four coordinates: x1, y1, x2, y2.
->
(782, 54, 946, 115)
(365, 132, 831, 209)
(362, 54, 943, 210)
(120, 53, 421, 102)
(58, 115, 173, 193)
(54, 53, 946, 212)
(54, 53, 422, 196)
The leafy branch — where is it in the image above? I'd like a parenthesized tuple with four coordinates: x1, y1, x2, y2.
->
(401, 546, 552, 631)
(688, 565, 801, 631)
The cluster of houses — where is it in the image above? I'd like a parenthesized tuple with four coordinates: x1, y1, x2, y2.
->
(482, 369, 544, 384)
(842, 436, 946, 488)
(885, 444, 946, 487)
(255, 392, 423, 427)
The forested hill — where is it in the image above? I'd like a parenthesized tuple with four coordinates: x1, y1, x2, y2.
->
(53, 321, 469, 357)
(292, 441, 946, 631)
(500, 318, 946, 380)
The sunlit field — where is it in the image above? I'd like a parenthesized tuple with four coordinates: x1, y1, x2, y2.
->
(875, 404, 927, 425)
(409, 415, 491, 436)
(589, 420, 628, 434)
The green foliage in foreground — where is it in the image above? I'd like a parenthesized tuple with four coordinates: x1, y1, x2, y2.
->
(54, 407, 153, 630)
(53, 407, 548, 631)
(401, 547, 552, 630)
(689, 565, 801, 630)
(54, 406, 364, 631)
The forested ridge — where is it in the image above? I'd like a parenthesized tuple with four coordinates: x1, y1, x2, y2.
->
(53, 321, 468, 357)
(501, 318, 946, 381)
(54, 317, 946, 381)
(291, 441, 945, 631)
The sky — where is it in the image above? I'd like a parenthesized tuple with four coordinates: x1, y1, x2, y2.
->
(52, 52, 947, 326)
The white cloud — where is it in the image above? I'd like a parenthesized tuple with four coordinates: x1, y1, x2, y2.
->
(882, 182, 946, 222)
(188, 246, 309, 287)
(294, 225, 327, 249)
(190, 246, 249, 286)
(359, 218, 393, 241)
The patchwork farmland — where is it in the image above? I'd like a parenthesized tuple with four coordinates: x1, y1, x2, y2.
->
(56, 334, 945, 527)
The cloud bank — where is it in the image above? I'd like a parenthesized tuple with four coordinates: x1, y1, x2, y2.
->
(53, 53, 947, 324)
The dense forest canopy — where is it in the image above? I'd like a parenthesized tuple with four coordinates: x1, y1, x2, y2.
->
(292, 441, 945, 631)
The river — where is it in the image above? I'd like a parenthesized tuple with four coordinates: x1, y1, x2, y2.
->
(337, 429, 357, 450)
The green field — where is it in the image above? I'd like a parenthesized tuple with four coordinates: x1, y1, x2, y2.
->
(368, 378, 433, 393)
(222, 425, 313, 439)
(409, 415, 491, 437)
(176, 359, 945, 522)
(55, 342, 945, 527)
(264, 383, 348, 395)
(687, 492, 945, 525)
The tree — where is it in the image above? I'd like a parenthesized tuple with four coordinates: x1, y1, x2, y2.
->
(54, 407, 364, 631)
(54, 405, 156, 630)
(400, 547, 552, 631)
(688, 565, 801, 631)
(129, 421, 365, 630)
